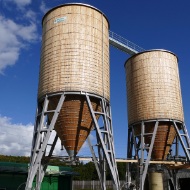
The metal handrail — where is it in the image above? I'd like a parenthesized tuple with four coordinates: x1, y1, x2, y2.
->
(109, 30, 145, 53)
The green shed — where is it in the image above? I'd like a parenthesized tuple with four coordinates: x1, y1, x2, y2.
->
(0, 162, 75, 190)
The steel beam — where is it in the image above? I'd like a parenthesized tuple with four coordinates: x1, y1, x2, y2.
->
(25, 92, 120, 190)
(126, 119, 190, 190)
(86, 94, 120, 190)
(25, 94, 65, 190)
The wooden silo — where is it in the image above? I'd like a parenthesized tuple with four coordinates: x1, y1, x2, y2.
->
(38, 3, 110, 157)
(125, 50, 184, 160)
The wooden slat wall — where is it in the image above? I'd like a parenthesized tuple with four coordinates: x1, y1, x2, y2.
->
(125, 50, 184, 124)
(125, 50, 184, 160)
(48, 95, 101, 155)
(38, 4, 110, 100)
(38, 4, 110, 156)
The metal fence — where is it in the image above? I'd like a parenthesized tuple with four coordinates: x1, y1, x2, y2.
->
(73, 180, 126, 190)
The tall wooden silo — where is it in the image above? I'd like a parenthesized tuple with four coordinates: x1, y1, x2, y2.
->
(26, 3, 120, 190)
(39, 3, 110, 157)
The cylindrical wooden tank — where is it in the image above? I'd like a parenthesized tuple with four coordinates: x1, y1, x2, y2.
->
(148, 172, 163, 190)
(125, 50, 184, 160)
(38, 3, 110, 157)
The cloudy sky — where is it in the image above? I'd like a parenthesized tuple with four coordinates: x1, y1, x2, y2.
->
(0, 0, 190, 158)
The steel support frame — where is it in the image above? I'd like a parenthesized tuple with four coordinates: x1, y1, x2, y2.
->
(25, 93, 65, 190)
(166, 121, 190, 190)
(86, 94, 120, 190)
(25, 92, 120, 190)
(126, 119, 190, 190)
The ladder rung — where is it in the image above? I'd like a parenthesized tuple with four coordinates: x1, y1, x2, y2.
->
(45, 110, 56, 114)
(41, 129, 48, 132)
(36, 110, 56, 117)
(101, 130, 108, 133)
(144, 133, 153, 136)
(180, 134, 187, 136)
(135, 133, 153, 137)
(137, 147, 149, 150)
(94, 111, 104, 115)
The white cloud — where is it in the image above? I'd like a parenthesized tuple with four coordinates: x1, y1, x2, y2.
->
(0, 115, 66, 157)
(0, 51, 19, 72)
(40, 1, 49, 14)
(0, 15, 39, 73)
(0, 116, 34, 156)
(25, 10, 37, 22)
(19, 22, 38, 41)
(6, 0, 31, 8)
(0, 115, 93, 157)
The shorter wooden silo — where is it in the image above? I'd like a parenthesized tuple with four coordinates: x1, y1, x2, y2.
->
(125, 50, 184, 160)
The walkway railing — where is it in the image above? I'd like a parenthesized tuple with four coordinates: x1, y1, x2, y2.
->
(109, 30, 145, 55)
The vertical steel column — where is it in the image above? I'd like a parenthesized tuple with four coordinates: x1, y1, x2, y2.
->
(139, 122, 145, 190)
(126, 119, 190, 190)
(126, 120, 159, 190)
(168, 169, 179, 190)
(85, 94, 120, 190)
(25, 94, 65, 190)
(87, 136, 104, 189)
(126, 127, 133, 189)
(37, 134, 59, 186)
(126, 126, 139, 190)
(141, 121, 159, 190)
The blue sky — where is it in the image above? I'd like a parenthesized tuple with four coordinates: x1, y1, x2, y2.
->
(0, 0, 190, 158)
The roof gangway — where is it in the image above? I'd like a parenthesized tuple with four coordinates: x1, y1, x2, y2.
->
(109, 30, 145, 55)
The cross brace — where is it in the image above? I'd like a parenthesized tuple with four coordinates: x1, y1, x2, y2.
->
(25, 92, 120, 190)
(126, 119, 190, 190)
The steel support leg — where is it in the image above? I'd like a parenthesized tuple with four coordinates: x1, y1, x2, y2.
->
(87, 136, 105, 190)
(86, 94, 120, 190)
(26, 92, 120, 190)
(139, 121, 159, 190)
(25, 94, 65, 190)
(126, 128, 133, 189)
(173, 121, 190, 161)
(168, 169, 179, 190)
(126, 121, 159, 190)
(126, 126, 139, 190)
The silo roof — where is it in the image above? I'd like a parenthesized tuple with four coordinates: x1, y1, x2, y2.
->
(42, 3, 110, 28)
(124, 49, 178, 67)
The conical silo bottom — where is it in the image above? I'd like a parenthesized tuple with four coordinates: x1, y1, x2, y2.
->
(48, 95, 101, 158)
(134, 121, 176, 160)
